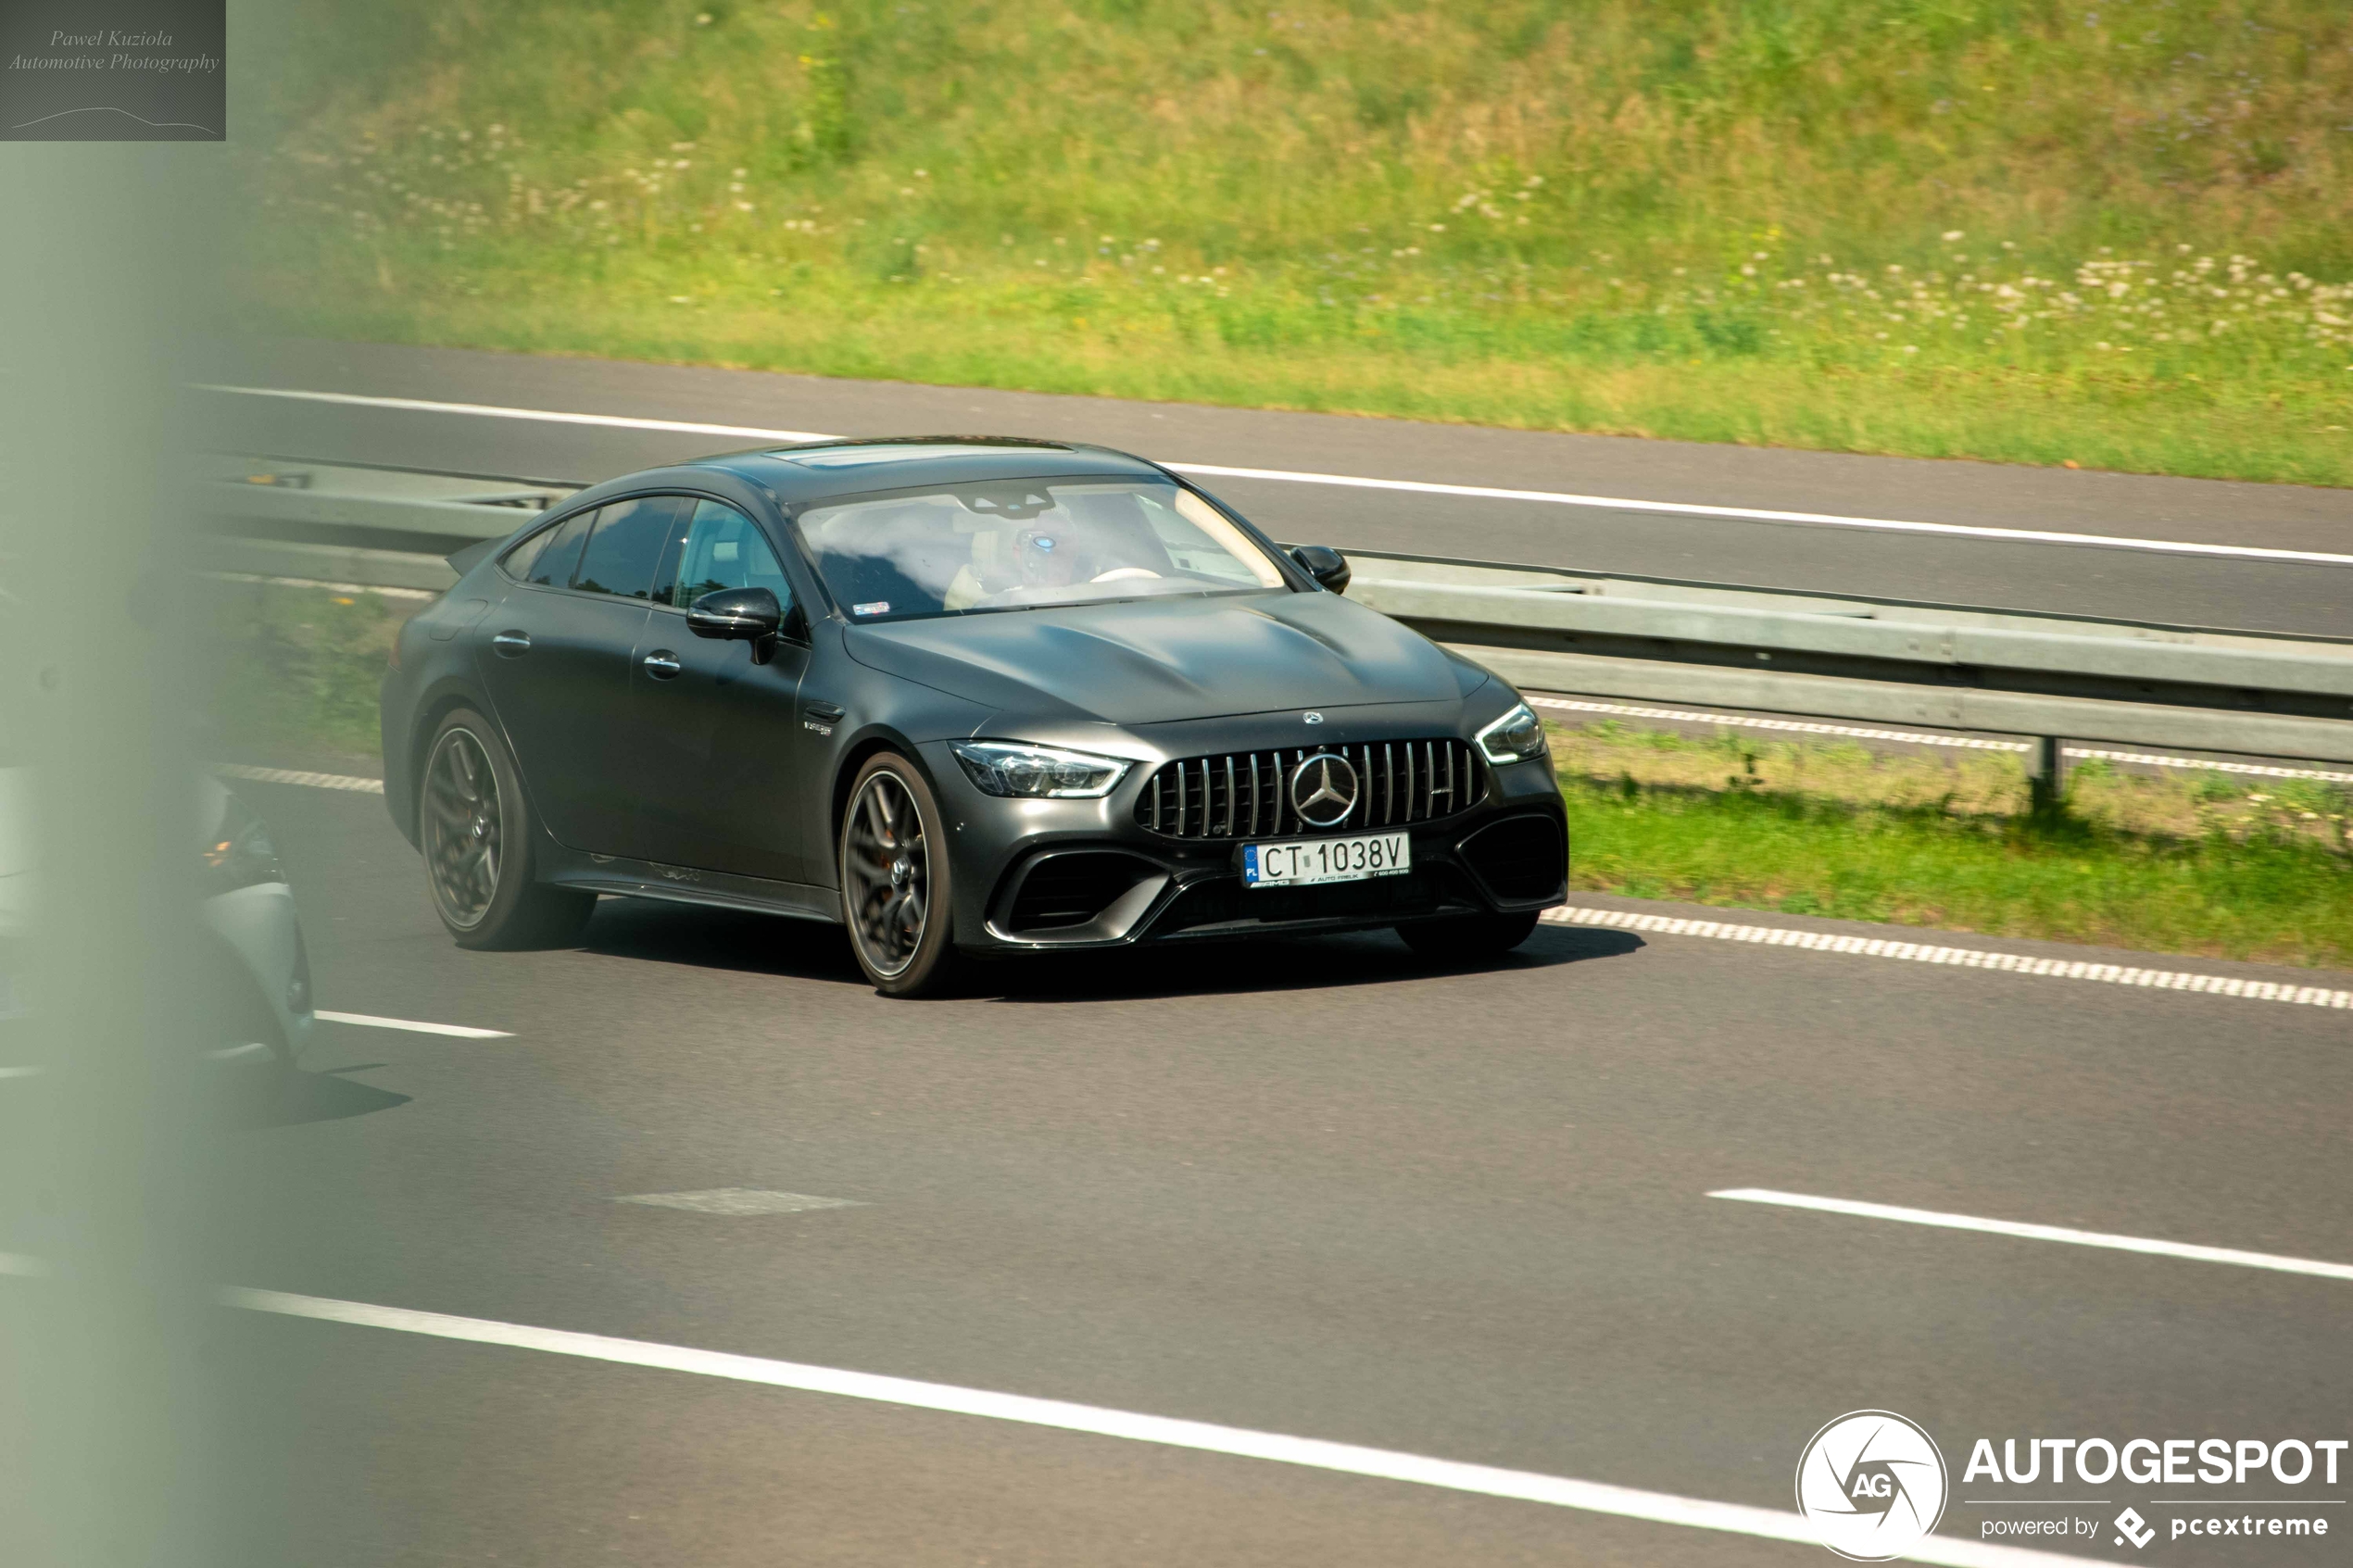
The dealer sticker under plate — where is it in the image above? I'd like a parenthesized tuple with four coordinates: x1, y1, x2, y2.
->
(1242, 833, 1411, 888)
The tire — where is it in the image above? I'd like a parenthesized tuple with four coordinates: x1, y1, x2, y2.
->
(1396, 909, 1541, 963)
(838, 752, 964, 998)
(419, 708, 594, 950)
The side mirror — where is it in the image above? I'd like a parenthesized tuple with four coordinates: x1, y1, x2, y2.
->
(1290, 546, 1352, 596)
(687, 586, 783, 654)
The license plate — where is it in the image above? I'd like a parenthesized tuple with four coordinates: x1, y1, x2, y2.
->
(1241, 833, 1411, 888)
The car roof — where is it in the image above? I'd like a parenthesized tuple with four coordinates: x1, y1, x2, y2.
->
(670, 436, 1170, 506)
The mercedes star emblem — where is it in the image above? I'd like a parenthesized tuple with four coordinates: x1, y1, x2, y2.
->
(1289, 752, 1360, 827)
(1302, 711, 1325, 724)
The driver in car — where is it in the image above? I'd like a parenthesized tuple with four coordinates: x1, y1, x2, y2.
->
(940, 495, 1167, 610)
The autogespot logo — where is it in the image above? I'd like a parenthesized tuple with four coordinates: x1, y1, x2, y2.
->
(1796, 1411, 1950, 1562)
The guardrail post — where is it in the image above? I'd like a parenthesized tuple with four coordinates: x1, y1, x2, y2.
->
(2028, 734, 2065, 816)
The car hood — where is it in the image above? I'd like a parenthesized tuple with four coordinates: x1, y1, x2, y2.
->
(843, 591, 1476, 725)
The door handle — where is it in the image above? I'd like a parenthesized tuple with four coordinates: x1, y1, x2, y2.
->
(643, 649, 683, 680)
(491, 631, 531, 658)
(805, 700, 845, 721)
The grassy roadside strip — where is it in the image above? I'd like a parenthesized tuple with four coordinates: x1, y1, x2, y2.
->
(208, 580, 402, 763)
(1553, 721, 2353, 970)
(199, 585, 2353, 968)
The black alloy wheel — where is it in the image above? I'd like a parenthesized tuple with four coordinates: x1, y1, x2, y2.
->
(839, 754, 962, 997)
(424, 726, 502, 928)
(420, 709, 593, 949)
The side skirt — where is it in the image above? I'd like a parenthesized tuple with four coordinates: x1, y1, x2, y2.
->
(539, 847, 841, 925)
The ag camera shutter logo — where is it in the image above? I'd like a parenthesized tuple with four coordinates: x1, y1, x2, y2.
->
(1795, 1411, 1949, 1561)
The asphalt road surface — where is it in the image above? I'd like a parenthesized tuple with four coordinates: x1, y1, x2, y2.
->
(9, 773, 2332, 1566)
(193, 340, 2353, 637)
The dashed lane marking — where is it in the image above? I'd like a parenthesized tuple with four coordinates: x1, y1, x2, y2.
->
(1529, 697, 2353, 784)
(315, 1011, 513, 1039)
(1542, 906, 2353, 1010)
(1712, 1189, 2353, 1283)
(197, 384, 2353, 568)
(214, 763, 384, 794)
(221, 1287, 2095, 1567)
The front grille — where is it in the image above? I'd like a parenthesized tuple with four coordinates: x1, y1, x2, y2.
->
(1135, 740, 1484, 840)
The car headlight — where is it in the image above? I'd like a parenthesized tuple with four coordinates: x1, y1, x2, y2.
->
(202, 794, 285, 894)
(950, 740, 1135, 799)
(1475, 703, 1549, 765)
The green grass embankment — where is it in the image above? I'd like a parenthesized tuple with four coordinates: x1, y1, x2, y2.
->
(251, 0, 2353, 483)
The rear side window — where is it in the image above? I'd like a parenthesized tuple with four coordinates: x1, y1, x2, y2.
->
(665, 498, 792, 609)
(511, 509, 594, 587)
(573, 495, 690, 600)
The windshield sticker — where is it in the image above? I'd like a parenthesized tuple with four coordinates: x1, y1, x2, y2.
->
(852, 600, 890, 616)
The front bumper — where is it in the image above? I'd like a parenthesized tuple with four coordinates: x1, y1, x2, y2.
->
(200, 881, 317, 1069)
(919, 713, 1567, 955)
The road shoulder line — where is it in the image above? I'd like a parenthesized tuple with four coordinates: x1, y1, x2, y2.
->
(1543, 905, 2353, 1010)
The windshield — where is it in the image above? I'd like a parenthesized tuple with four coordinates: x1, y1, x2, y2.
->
(793, 478, 1289, 622)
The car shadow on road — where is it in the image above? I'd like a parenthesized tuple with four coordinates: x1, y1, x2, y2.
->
(984, 923, 1643, 1005)
(579, 899, 871, 984)
(239, 1063, 414, 1129)
(575, 898, 1643, 1004)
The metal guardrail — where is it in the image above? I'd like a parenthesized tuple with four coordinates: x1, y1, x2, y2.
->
(196, 456, 2353, 769)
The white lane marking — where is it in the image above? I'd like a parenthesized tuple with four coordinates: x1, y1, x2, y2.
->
(0, 1252, 48, 1276)
(222, 1286, 2094, 1567)
(1529, 697, 2353, 783)
(2062, 746, 2353, 785)
(1169, 461, 2353, 567)
(616, 1189, 862, 1216)
(1541, 906, 2353, 1010)
(196, 384, 832, 444)
(1711, 1189, 2353, 1284)
(0, 1066, 42, 1080)
(315, 1010, 512, 1039)
(197, 385, 2353, 568)
(213, 763, 385, 794)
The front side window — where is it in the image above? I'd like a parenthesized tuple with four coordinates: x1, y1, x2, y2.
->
(664, 498, 793, 609)
(792, 479, 1285, 622)
(573, 495, 691, 600)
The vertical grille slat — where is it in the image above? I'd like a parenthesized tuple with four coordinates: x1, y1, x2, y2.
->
(1134, 737, 1481, 840)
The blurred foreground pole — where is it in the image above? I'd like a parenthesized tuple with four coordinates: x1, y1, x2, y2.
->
(0, 136, 234, 1565)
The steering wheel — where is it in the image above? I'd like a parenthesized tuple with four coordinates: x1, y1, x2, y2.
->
(1089, 567, 1164, 583)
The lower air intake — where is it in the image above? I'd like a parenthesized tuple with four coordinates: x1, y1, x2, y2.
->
(1456, 814, 1567, 905)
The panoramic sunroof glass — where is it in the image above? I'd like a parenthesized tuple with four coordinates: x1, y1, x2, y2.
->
(777, 443, 1067, 470)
